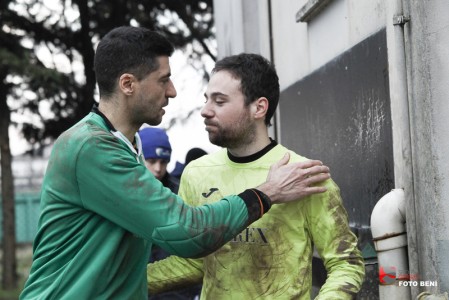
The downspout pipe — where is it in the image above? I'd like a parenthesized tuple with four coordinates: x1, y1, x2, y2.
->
(267, 0, 281, 142)
(371, 189, 411, 299)
(386, 0, 420, 297)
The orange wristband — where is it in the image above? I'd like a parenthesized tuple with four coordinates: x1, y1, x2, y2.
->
(250, 189, 264, 218)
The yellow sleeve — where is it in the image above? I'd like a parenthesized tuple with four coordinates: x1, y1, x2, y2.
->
(309, 180, 365, 299)
(147, 256, 203, 295)
(148, 165, 205, 295)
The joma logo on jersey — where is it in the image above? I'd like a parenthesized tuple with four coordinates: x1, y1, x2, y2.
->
(231, 227, 269, 244)
(202, 188, 219, 198)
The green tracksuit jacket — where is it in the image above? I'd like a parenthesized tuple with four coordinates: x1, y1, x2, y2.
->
(20, 112, 266, 300)
(148, 144, 365, 299)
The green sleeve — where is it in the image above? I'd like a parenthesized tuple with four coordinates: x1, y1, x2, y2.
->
(75, 130, 251, 258)
(308, 180, 365, 299)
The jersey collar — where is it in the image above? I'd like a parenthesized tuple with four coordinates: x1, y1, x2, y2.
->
(227, 139, 278, 163)
(91, 104, 143, 158)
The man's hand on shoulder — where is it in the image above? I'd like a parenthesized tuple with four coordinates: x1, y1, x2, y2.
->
(257, 153, 330, 204)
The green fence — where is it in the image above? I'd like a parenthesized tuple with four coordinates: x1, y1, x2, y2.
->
(0, 193, 41, 244)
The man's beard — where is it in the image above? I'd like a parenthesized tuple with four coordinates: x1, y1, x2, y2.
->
(208, 116, 256, 149)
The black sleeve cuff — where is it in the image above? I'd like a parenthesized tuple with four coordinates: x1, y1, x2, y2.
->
(238, 189, 272, 224)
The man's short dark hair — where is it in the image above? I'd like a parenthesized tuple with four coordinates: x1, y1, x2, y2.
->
(94, 26, 174, 98)
(212, 53, 280, 126)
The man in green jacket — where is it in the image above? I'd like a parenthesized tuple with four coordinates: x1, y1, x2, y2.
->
(147, 54, 365, 299)
(20, 27, 330, 300)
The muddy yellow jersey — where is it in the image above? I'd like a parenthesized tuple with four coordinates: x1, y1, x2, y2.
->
(148, 144, 365, 299)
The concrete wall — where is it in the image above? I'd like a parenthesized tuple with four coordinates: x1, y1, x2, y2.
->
(213, 0, 271, 59)
(404, 0, 449, 293)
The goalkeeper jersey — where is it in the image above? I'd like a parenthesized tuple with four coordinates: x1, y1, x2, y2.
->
(148, 143, 365, 299)
(20, 112, 268, 300)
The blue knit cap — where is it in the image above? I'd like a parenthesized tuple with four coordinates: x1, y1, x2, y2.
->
(138, 127, 172, 161)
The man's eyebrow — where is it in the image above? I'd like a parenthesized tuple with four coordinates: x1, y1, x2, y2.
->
(204, 92, 227, 99)
(160, 72, 171, 79)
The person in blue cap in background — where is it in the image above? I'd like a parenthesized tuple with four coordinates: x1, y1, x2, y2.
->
(139, 127, 179, 194)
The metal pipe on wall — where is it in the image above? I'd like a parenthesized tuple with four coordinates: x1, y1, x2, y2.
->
(371, 189, 411, 299)
(385, 0, 419, 297)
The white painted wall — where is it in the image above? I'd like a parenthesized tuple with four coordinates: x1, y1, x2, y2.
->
(213, 0, 245, 57)
(307, 0, 349, 72)
(270, 0, 309, 90)
(213, 0, 270, 59)
(270, 0, 386, 89)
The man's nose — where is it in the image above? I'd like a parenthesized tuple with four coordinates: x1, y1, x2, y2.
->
(166, 80, 177, 98)
(201, 101, 213, 118)
(154, 162, 163, 172)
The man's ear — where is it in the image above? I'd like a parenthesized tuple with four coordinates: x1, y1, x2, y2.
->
(253, 97, 269, 120)
(119, 73, 135, 96)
